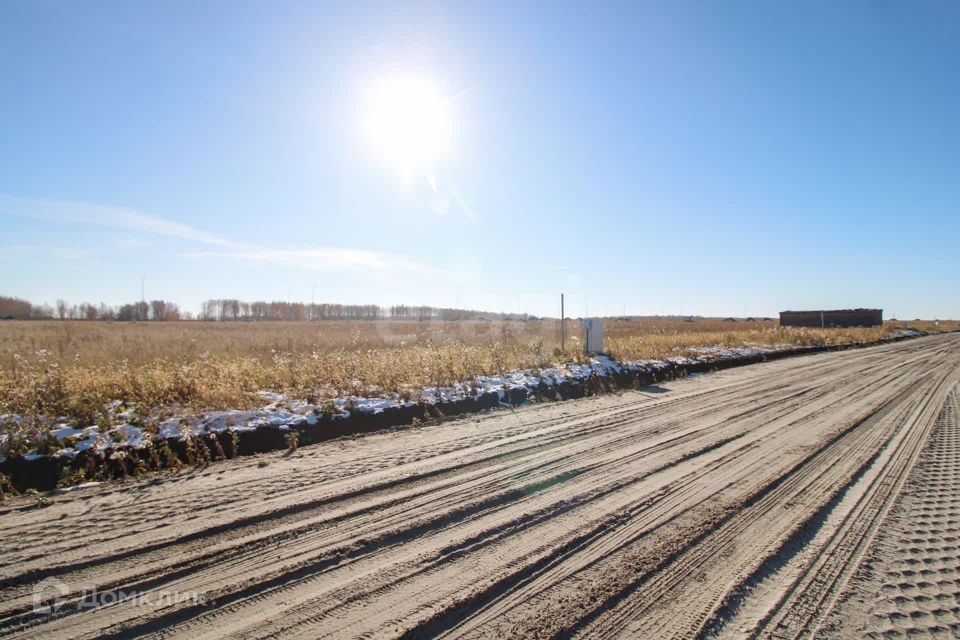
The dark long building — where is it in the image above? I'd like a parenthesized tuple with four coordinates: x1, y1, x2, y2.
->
(779, 308, 883, 328)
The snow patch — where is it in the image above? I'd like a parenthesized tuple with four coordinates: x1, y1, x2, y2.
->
(110, 424, 146, 448)
(56, 481, 103, 493)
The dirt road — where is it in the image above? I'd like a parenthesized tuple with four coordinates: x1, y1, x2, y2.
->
(2, 333, 959, 639)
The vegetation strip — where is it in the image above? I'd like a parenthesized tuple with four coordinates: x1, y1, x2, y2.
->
(0, 330, 936, 493)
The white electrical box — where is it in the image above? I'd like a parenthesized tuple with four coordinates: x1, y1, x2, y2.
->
(583, 318, 604, 355)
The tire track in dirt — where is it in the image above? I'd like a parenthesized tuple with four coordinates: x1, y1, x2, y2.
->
(733, 377, 955, 639)
(694, 369, 957, 639)
(0, 334, 957, 639)
(490, 372, 948, 639)
(112, 349, 942, 639)
(815, 385, 960, 639)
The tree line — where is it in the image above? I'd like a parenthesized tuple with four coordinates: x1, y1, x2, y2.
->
(0, 295, 535, 322)
(0, 296, 182, 321)
(197, 300, 534, 322)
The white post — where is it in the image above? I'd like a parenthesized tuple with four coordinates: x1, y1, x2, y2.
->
(560, 293, 565, 352)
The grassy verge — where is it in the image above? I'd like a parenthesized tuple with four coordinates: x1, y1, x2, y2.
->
(1, 319, 954, 455)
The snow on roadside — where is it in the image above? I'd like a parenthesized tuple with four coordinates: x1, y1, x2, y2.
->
(55, 481, 103, 493)
(0, 334, 924, 462)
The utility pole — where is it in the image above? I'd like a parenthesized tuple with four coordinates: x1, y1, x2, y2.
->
(140, 276, 146, 322)
(560, 293, 565, 353)
(311, 284, 317, 321)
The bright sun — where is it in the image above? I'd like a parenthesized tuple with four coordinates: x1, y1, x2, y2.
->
(363, 74, 453, 177)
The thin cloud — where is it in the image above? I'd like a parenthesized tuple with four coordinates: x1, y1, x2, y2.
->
(0, 194, 235, 247)
(0, 244, 98, 260)
(183, 247, 452, 279)
(111, 234, 150, 248)
(2, 194, 454, 281)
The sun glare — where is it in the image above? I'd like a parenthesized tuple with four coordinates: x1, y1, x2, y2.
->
(363, 74, 453, 177)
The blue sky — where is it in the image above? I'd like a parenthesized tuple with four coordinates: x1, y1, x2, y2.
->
(2, 1, 958, 319)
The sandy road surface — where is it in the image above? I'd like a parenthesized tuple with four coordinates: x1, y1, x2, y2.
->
(819, 377, 960, 639)
(1, 333, 959, 639)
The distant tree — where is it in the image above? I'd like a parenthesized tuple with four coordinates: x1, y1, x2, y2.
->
(150, 300, 167, 321)
(0, 296, 35, 319)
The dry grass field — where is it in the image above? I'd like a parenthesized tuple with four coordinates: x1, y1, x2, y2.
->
(0, 318, 954, 431)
